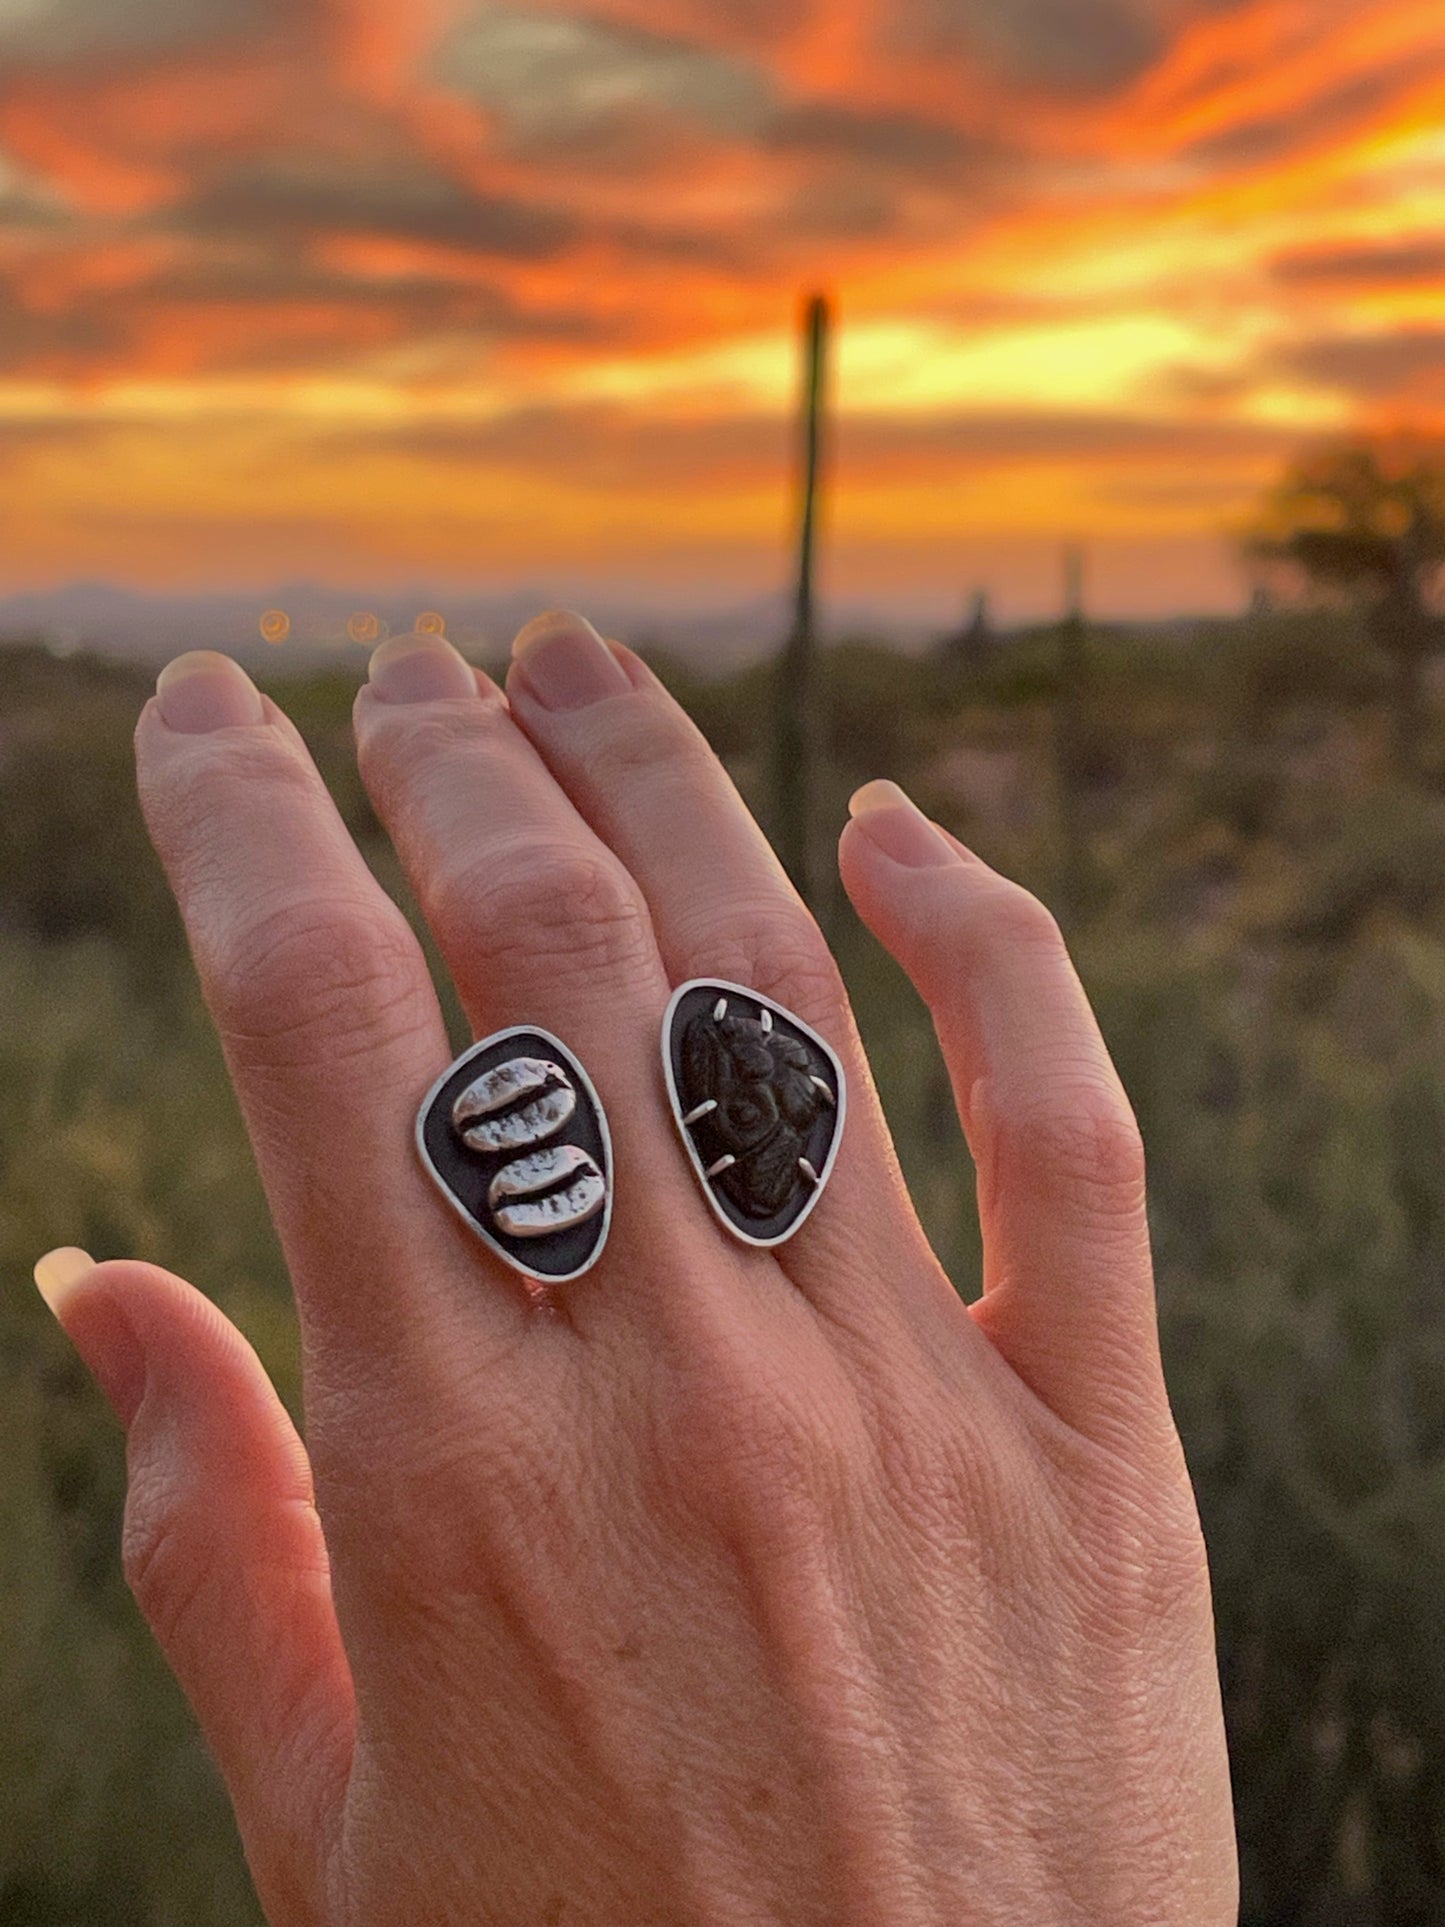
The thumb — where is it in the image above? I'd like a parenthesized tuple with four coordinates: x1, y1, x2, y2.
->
(34, 1247, 355, 1922)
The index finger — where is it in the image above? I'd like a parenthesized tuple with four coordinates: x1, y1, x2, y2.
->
(134, 653, 522, 1367)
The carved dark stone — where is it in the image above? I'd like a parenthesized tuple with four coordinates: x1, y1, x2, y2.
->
(416, 1028, 612, 1284)
(663, 981, 846, 1246)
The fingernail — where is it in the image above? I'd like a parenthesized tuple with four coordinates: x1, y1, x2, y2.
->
(848, 781, 961, 869)
(34, 1245, 98, 1315)
(33, 1248, 147, 1425)
(511, 609, 630, 711)
(368, 632, 479, 704)
(156, 652, 265, 733)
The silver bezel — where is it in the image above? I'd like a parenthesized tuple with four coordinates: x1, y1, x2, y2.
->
(414, 1025, 614, 1285)
(661, 978, 847, 1249)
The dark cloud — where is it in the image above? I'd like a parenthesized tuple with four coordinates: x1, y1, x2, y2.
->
(0, 248, 614, 380)
(136, 261, 426, 306)
(599, 218, 747, 269)
(166, 156, 576, 260)
(1183, 61, 1417, 169)
(434, 9, 775, 158)
(141, 260, 604, 338)
(1273, 240, 1445, 288)
(0, 149, 68, 226)
(0, 271, 123, 372)
(1279, 330, 1445, 397)
(324, 406, 790, 486)
(0, 0, 262, 65)
(765, 102, 999, 175)
(323, 403, 1290, 491)
(766, 171, 910, 242)
(169, 263, 612, 346)
(756, 101, 1013, 248)
(895, 0, 1163, 91)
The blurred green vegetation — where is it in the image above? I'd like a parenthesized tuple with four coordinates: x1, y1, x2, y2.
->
(6, 609, 1445, 1923)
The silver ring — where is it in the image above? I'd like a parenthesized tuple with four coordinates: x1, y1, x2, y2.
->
(662, 979, 846, 1247)
(415, 1026, 613, 1285)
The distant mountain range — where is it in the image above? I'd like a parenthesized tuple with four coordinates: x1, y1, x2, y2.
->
(0, 582, 944, 673)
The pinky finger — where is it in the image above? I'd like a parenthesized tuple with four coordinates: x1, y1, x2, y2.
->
(34, 1249, 355, 1922)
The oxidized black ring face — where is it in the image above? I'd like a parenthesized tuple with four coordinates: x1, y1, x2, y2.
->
(662, 980, 846, 1247)
(415, 1027, 612, 1284)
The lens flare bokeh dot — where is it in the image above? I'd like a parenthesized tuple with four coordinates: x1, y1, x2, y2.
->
(416, 611, 447, 637)
(348, 611, 384, 644)
(259, 609, 290, 644)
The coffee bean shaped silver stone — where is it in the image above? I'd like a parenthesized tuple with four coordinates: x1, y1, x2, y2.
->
(495, 1171, 607, 1239)
(455, 1070, 578, 1154)
(416, 1028, 612, 1284)
(487, 1143, 599, 1209)
(488, 1144, 607, 1238)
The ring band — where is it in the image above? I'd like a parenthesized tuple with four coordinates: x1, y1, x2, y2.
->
(415, 1026, 613, 1285)
(662, 979, 846, 1247)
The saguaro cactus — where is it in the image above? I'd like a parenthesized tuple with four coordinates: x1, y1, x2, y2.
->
(773, 292, 832, 910)
(1055, 543, 1093, 929)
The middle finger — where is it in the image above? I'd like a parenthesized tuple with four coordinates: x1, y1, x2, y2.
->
(352, 632, 748, 1321)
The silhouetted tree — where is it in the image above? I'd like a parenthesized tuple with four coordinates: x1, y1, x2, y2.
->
(1246, 441, 1445, 777)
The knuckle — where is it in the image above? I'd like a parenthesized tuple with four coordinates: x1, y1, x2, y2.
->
(581, 689, 694, 783)
(122, 1474, 206, 1653)
(857, 1342, 998, 1497)
(964, 880, 1065, 961)
(336, 1377, 578, 1594)
(1063, 1465, 1212, 1641)
(689, 901, 847, 1031)
(1087, 1105, 1149, 1195)
(139, 726, 314, 859)
(999, 1088, 1147, 1215)
(214, 894, 427, 1069)
(436, 838, 654, 984)
(357, 703, 498, 795)
(652, 1322, 863, 1541)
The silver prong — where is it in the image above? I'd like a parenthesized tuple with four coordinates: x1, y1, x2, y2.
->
(760, 1008, 773, 1033)
(810, 1077, 835, 1105)
(707, 1155, 737, 1179)
(714, 998, 728, 1021)
(684, 1100, 719, 1127)
(799, 1158, 820, 1186)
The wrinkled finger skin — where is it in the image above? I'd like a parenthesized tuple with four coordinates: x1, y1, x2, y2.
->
(121, 631, 1236, 1927)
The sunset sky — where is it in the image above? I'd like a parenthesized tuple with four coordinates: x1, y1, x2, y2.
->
(1, 0, 1443, 622)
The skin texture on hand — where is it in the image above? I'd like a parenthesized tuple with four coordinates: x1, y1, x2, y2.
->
(37, 617, 1238, 1925)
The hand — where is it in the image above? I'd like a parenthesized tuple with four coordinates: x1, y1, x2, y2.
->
(37, 613, 1237, 1925)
